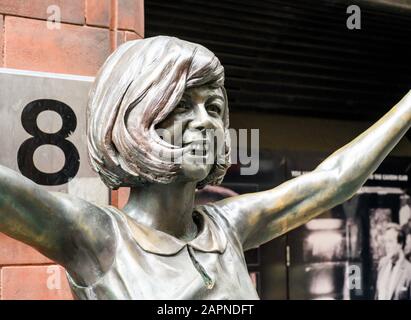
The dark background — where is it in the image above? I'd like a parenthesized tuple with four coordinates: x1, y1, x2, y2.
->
(146, 0, 411, 121)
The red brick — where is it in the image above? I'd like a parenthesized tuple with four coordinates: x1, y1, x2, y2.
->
(5, 16, 112, 76)
(86, 0, 144, 37)
(0, 15, 3, 66)
(1, 265, 73, 300)
(110, 187, 130, 209)
(118, 0, 144, 37)
(117, 187, 130, 209)
(125, 31, 142, 42)
(86, 0, 110, 27)
(117, 31, 141, 45)
(111, 189, 119, 207)
(0, 233, 51, 266)
(116, 30, 125, 47)
(0, 0, 85, 25)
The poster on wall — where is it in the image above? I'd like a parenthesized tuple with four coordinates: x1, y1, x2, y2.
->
(286, 151, 411, 300)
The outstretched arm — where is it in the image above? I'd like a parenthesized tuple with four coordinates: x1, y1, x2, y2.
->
(0, 165, 116, 286)
(216, 91, 411, 251)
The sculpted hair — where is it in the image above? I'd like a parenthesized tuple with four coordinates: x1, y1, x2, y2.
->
(87, 36, 231, 189)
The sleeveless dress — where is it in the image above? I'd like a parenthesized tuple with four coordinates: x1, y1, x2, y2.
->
(66, 203, 259, 300)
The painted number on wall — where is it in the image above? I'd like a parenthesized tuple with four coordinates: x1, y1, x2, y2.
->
(17, 99, 80, 186)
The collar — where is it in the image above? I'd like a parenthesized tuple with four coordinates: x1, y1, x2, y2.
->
(108, 205, 227, 256)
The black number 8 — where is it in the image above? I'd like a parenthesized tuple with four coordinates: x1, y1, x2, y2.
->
(17, 99, 80, 186)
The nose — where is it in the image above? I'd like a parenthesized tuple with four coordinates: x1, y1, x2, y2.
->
(187, 103, 214, 131)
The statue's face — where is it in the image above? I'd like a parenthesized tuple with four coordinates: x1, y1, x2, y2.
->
(156, 85, 226, 183)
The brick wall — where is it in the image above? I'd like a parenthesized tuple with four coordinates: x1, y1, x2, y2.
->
(0, 0, 144, 300)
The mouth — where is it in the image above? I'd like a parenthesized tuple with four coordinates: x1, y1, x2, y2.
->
(183, 140, 209, 157)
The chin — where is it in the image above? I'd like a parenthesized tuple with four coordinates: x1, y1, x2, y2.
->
(180, 154, 213, 182)
(181, 164, 211, 183)
(185, 169, 209, 182)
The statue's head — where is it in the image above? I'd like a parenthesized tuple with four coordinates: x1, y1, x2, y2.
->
(87, 36, 231, 189)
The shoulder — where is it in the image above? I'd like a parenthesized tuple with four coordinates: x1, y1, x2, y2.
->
(51, 192, 118, 285)
(52, 191, 107, 212)
(197, 202, 244, 250)
(197, 202, 234, 229)
(51, 192, 116, 236)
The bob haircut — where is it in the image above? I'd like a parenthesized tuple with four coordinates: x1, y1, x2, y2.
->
(87, 36, 231, 189)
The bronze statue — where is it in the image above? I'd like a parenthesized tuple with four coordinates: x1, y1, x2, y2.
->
(0, 36, 410, 299)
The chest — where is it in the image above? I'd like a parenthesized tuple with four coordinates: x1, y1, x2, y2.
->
(69, 240, 259, 300)
(117, 242, 258, 299)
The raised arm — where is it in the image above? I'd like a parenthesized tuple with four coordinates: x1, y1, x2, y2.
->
(216, 90, 411, 251)
(0, 165, 116, 286)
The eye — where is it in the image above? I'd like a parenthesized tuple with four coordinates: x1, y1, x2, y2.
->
(207, 104, 222, 116)
(174, 100, 190, 114)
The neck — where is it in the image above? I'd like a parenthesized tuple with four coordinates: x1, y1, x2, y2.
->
(122, 180, 198, 241)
